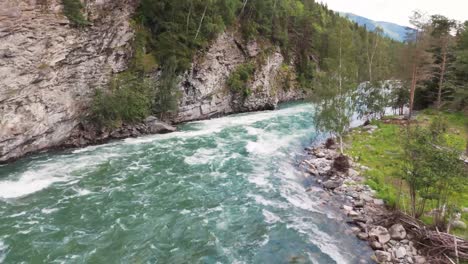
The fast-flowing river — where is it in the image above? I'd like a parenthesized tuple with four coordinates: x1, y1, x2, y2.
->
(0, 102, 372, 263)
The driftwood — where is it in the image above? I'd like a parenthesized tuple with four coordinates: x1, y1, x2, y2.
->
(379, 212, 468, 263)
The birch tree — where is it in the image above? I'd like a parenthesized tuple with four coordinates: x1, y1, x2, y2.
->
(313, 19, 358, 153)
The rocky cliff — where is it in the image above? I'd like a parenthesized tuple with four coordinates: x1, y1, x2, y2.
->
(0, 0, 137, 162)
(176, 32, 304, 123)
(0, 1, 305, 162)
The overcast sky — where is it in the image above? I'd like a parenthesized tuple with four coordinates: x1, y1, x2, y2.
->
(319, 0, 468, 27)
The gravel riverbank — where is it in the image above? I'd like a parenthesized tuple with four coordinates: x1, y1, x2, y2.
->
(301, 139, 429, 264)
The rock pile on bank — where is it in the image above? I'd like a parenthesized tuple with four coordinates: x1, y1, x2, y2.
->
(301, 141, 428, 264)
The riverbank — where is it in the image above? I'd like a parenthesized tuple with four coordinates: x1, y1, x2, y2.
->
(302, 139, 429, 264)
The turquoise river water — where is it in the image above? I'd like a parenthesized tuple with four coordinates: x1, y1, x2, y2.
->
(0, 102, 372, 263)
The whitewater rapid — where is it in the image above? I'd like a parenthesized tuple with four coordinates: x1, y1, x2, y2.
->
(0, 102, 372, 263)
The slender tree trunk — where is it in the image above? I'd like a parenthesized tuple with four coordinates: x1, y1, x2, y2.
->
(339, 135, 344, 154)
(240, 0, 248, 15)
(194, 4, 208, 41)
(409, 65, 417, 119)
(437, 47, 447, 110)
(186, 0, 193, 34)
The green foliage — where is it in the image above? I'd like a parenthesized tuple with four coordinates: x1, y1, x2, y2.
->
(153, 56, 180, 118)
(132, 24, 158, 73)
(62, 0, 89, 26)
(346, 112, 468, 235)
(227, 63, 255, 97)
(136, 0, 239, 74)
(135, 0, 402, 90)
(312, 18, 359, 152)
(91, 72, 154, 127)
(402, 120, 466, 224)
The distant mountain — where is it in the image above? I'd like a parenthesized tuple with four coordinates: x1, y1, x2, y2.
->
(340, 12, 414, 42)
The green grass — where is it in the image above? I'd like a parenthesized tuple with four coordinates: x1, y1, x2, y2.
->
(345, 112, 468, 238)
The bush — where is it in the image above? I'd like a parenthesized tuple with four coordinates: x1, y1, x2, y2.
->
(62, 0, 89, 26)
(227, 63, 255, 97)
(333, 154, 350, 173)
(90, 72, 154, 127)
(325, 138, 335, 149)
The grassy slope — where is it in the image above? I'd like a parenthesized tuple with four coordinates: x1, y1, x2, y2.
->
(344, 110, 468, 238)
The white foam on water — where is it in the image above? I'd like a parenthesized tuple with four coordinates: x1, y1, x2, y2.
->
(74, 188, 92, 196)
(184, 148, 219, 165)
(125, 104, 314, 145)
(0, 170, 69, 199)
(0, 151, 122, 199)
(247, 194, 288, 209)
(41, 208, 59, 214)
(262, 209, 281, 224)
(0, 240, 7, 263)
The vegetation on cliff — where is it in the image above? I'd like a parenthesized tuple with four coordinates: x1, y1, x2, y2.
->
(62, 0, 89, 26)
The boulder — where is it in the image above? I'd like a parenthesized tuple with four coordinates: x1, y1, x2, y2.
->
(389, 224, 407, 240)
(395, 247, 407, 259)
(357, 232, 368, 240)
(374, 250, 392, 263)
(452, 220, 467, 230)
(348, 211, 360, 217)
(414, 256, 427, 264)
(369, 226, 391, 244)
(373, 199, 385, 206)
(323, 180, 342, 189)
(370, 241, 383, 250)
(144, 116, 177, 134)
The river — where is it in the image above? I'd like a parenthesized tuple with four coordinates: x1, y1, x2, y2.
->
(0, 102, 373, 263)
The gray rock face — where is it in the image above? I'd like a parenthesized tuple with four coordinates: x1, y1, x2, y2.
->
(174, 32, 305, 123)
(0, 0, 137, 162)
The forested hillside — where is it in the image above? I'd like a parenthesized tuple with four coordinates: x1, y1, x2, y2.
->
(103, 0, 403, 124)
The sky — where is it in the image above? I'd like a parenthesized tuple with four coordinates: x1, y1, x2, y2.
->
(319, 0, 468, 27)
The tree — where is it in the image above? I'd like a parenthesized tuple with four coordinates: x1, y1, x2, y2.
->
(430, 15, 457, 110)
(403, 11, 434, 118)
(452, 21, 468, 113)
(402, 117, 466, 222)
(313, 18, 358, 153)
(154, 56, 180, 120)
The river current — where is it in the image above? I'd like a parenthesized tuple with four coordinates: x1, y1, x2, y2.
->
(0, 102, 372, 263)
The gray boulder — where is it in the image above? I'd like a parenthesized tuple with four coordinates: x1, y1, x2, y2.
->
(452, 220, 467, 230)
(395, 247, 407, 259)
(323, 180, 342, 189)
(374, 250, 392, 263)
(389, 224, 407, 240)
(369, 226, 391, 244)
(144, 116, 177, 134)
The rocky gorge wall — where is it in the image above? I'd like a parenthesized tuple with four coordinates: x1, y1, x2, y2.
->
(0, 0, 137, 162)
(0, 1, 306, 162)
(175, 32, 305, 123)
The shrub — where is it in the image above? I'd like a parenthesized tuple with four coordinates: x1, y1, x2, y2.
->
(62, 0, 89, 26)
(325, 138, 335, 149)
(333, 154, 350, 173)
(90, 72, 154, 127)
(227, 63, 255, 97)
